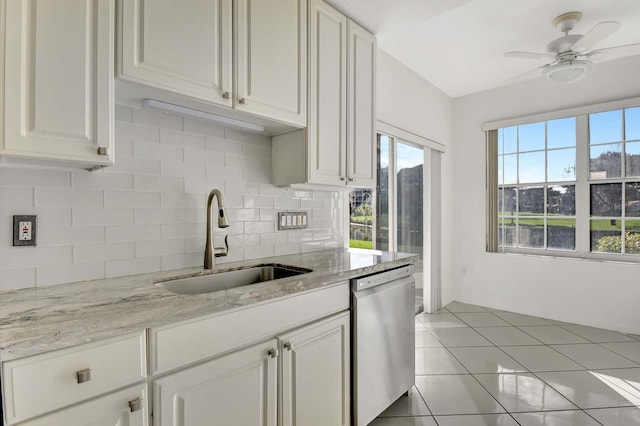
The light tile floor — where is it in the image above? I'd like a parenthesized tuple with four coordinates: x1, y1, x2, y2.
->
(371, 302, 640, 426)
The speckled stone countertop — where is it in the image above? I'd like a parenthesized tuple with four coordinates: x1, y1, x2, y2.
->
(0, 248, 417, 361)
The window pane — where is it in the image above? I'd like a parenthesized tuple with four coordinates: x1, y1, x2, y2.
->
(591, 219, 622, 253)
(518, 151, 545, 183)
(396, 142, 423, 258)
(547, 148, 576, 181)
(625, 107, 640, 141)
(518, 186, 544, 216)
(590, 143, 622, 179)
(547, 185, 576, 216)
(626, 182, 640, 217)
(591, 183, 622, 216)
(518, 122, 545, 151)
(375, 135, 389, 251)
(518, 219, 544, 248)
(499, 218, 516, 247)
(626, 220, 640, 254)
(547, 117, 576, 149)
(499, 187, 517, 215)
(504, 126, 517, 153)
(503, 154, 517, 184)
(547, 219, 576, 250)
(590, 110, 622, 144)
(350, 189, 373, 249)
(626, 141, 640, 177)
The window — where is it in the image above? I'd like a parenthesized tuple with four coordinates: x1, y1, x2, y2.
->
(491, 105, 640, 259)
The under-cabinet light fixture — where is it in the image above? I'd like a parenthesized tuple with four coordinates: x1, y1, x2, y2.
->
(142, 99, 265, 133)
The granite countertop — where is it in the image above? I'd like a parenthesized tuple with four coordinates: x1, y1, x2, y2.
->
(0, 248, 417, 361)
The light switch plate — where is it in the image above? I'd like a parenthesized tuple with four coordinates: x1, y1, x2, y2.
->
(13, 215, 37, 246)
(277, 212, 308, 230)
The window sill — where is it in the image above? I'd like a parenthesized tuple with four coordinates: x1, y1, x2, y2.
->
(489, 248, 640, 265)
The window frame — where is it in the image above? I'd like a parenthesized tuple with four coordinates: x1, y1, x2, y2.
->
(489, 102, 640, 262)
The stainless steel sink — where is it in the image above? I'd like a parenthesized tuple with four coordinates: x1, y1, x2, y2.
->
(157, 264, 312, 295)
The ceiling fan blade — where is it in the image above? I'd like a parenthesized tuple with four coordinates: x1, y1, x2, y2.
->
(504, 51, 555, 60)
(587, 43, 640, 60)
(571, 21, 620, 52)
(505, 65, 546, 84)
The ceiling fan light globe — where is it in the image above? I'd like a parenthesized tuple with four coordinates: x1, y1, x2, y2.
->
(543, 60, 591, 82)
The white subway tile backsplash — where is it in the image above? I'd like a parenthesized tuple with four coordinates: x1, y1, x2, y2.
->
(0, 268, 36, 291)
(0, 109, 344, 288)
(73, 208, 134, 226)
(1, 187, 34, 207)
(107, 224, 161, 243)
(37, 261, 105, 286)
(0, 168, 70, 187)
(105, 191, 160, 209)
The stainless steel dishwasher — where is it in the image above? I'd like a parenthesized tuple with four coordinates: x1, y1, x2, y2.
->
(351, 264, 415, 426)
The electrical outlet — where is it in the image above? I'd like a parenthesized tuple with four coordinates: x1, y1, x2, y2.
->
(13, 215, 37, 247)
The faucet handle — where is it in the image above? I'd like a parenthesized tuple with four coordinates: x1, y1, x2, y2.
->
(214, 235, 229, 258)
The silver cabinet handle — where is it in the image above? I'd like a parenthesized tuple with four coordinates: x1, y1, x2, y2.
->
(238, 97, 247, 105)
(97, 147, 110, 156)
(267, 348, 279, 358)
(222, 91, 230, 99)
(128, 397, 143, 413)
(76, 368, 92, 384)
(284, 341, 293, 351)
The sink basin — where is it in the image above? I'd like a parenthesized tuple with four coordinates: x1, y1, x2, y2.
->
(157, 264, 312, 295)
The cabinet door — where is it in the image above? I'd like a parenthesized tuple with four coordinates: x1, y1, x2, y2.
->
(307, 0, 348, 186)
(1, 0, 114, 167)
(153, 339, 277, 426)
(280, 312, 350, 426)
(118, 0, 232, 107)
(347, 20, 376, 188)
(235, 0, 306, 126)
(17, 384, 148, 426)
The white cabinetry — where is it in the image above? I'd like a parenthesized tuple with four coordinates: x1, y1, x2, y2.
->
(1, 332, 146, 425)
(280, 312, 350, 426)
(153, 339, 278, 426)
(272, 0, 375, 188)
(16, 385, 148, 426)
(0, 0, 115, 168)
(117, 0, 306, 126)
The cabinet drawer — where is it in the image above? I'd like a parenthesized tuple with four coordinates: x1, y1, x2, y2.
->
(150, 281, 349, 374)
(2, 332, 146, 424)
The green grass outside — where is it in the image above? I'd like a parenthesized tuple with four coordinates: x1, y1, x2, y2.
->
(350, 239, 373, 249)
(500, 217, 640, 231)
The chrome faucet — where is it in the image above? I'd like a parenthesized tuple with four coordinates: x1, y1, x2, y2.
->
(204, 189, 230, 269)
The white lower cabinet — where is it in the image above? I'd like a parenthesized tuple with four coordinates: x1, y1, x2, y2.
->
(16, 384, 148, 426)
(151, 311, 350, 426)
(280, 311, 350, 426)
(152, 339, 278, 426)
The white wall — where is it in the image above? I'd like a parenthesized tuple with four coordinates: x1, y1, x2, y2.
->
(451, 55, 640, 333)
(0, 107, 344, 290)
(376, 49, 455, 306)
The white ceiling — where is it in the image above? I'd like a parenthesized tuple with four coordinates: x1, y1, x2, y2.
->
(326, 0, 640, 98)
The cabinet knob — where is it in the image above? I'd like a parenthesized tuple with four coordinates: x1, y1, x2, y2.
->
(339, 176, 346, 182)
(76, 368, 93, 384)
(238, 97, 247, 105)
(222, 91, 230, 99)
(267, 348, 279, 358)
(348, 177, 355, 182)
(284, 341, 293, 351)
(97, 147, 110, 156)
(128, 397, 143, 413)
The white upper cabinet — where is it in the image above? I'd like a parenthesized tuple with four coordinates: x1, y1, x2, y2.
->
(272, 0, 376, 188)
(347, 20, 376, 188)
(117, 0, 306, 127)
(235, 0, 307, 126)
(117, 0, 233, 107)
(0, 0, 115, 168)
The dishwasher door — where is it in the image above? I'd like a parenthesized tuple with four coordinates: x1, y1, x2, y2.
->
(352, 274, 415, 426)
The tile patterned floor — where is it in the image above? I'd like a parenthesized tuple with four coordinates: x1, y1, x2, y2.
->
(371, 302, 640, 426)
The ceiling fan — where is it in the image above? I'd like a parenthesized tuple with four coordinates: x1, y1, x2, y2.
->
(504, 11, 640, 83)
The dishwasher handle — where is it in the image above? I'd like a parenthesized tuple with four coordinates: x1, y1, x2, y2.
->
(351, 264, 415, 292)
